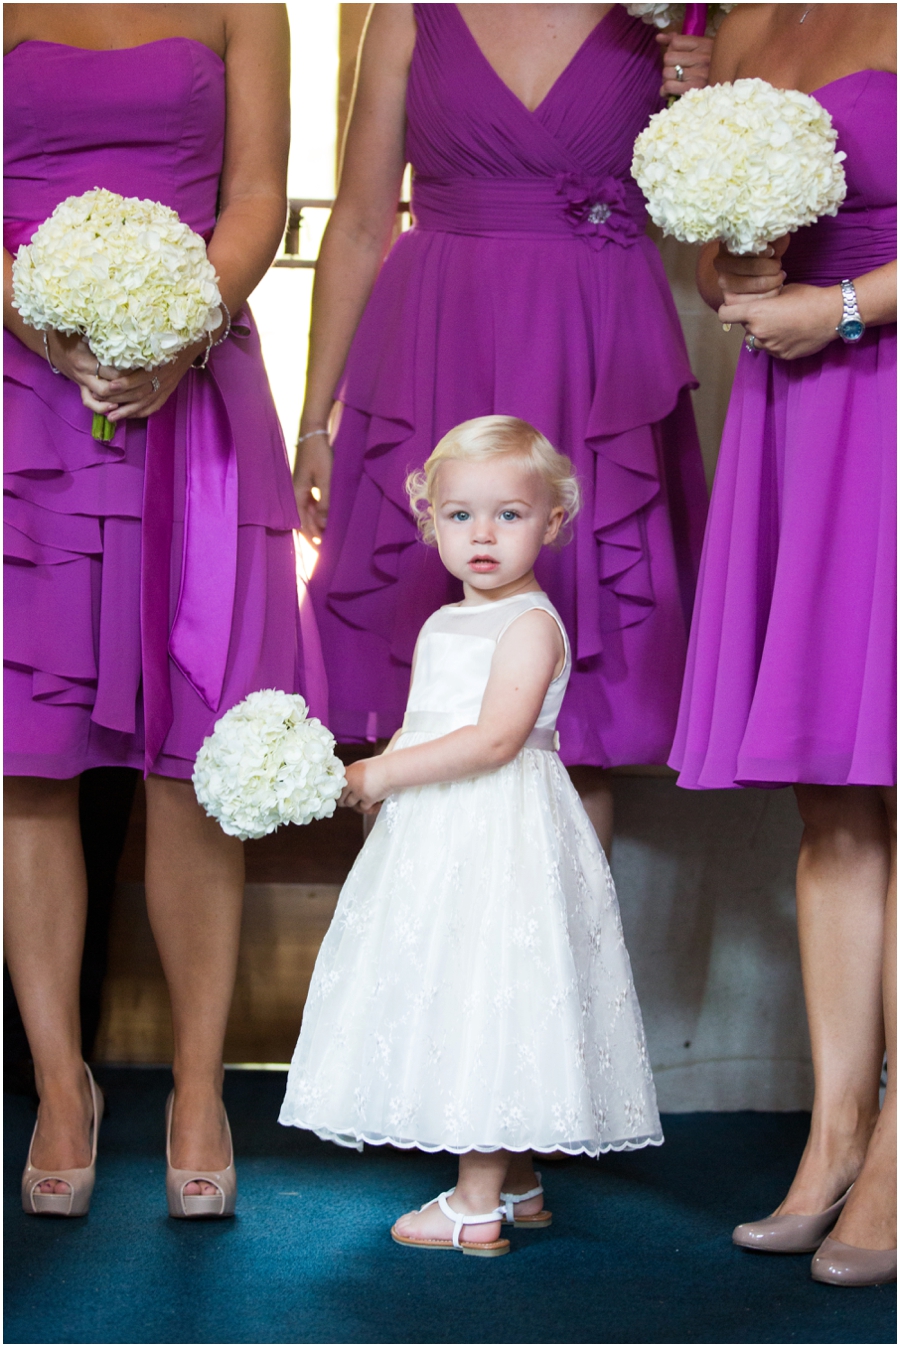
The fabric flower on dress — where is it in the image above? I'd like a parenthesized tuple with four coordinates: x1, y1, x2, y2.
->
(555, 173, 643, 250)
(193, 689, 346, 840)
(624, 4, 734, 36)
(630, 78, 847, 255)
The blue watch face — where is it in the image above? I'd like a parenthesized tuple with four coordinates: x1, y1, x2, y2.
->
(840, 318, 865, 342)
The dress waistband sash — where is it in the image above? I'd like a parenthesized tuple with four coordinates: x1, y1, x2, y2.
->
(411, 173, 646, 247)
(784, 205, 897, 286)
(401, 709, 559, 750)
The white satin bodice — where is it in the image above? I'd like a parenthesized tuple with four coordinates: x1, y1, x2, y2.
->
(404, 591, 570, 735)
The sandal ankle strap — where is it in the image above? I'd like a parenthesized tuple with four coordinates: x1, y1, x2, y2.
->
(431, 1189, 506, 1248)
(500, 1171, 543, 1221)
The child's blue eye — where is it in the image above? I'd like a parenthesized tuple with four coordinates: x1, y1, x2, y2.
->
(500, 510, 519, 522)
(451, 510, 470, 522)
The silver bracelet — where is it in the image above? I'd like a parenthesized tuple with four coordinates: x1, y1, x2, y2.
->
(296, 428, 329, 445)
(212, 299, 232, 347)
(43, 331, 61, 374)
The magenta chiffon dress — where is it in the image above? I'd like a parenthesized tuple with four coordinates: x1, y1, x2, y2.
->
(671, 71, 897, 789)
(4, 38, 325, 780)
(311, 4, 708, 766)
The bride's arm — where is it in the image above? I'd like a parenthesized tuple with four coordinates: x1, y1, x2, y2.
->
(340, 610, 564, 812)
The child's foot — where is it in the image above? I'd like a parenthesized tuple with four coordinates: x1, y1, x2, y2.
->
(393, 1190, 503, 1247)
(501, 1159, 552, 1224)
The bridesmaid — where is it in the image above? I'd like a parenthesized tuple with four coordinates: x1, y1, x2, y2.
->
(293, 3, 712, 853)
(670, 4, 896, 1285)
(4, 4, 318, 1218)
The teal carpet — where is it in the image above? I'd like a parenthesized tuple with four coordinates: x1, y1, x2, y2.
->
(4, 1069, 896, 1344)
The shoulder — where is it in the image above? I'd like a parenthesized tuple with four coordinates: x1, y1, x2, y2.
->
(498, 603, 565, 654)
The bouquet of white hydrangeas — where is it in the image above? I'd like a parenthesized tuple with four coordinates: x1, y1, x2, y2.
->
(11, 187, 222, 441)
(631, 78, 847, 255)
(193, 690, 347, 841)
(625, 4, 733, 36)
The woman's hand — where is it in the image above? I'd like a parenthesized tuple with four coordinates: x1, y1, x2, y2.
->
(46, 330, 209, 420)
(340, 757, 388, 814)
(718, 283, 843, 361)
(657, 32, 713, 97)
(713, 236, 789, 301)
(293, 431, 333, 539)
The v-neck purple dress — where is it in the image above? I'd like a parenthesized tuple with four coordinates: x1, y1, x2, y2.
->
(671, 71, 896, 789)
(310, 4, 708, 766)
(4, 38, 325, 780)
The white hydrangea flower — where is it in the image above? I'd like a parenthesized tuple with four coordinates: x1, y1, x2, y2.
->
(625, 4, 733, 36)
(11, 187, 222, 369)
(631, 78, 847, 255)
(193, 690, 347, 841)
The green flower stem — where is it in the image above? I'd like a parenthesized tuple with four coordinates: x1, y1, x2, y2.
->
(91, 412, 116, 442)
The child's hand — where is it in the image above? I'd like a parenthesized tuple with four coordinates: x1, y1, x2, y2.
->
(339, 758, 388, 814)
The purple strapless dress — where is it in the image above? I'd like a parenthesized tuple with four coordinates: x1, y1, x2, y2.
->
(670, 71, 897, 789)
(311, 4, 708, 766)
(4, 38, 325, 780)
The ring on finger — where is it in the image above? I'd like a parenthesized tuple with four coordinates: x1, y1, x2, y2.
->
(675, 63, 685, 81)
(745, 334, 758, 352)
(150, 375, 161, 394)
(95, 359, 102, 378)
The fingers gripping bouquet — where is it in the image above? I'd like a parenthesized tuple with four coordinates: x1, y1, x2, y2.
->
(11, 187, 223, 440)
(193, 691, 347, 841)
(630, 79, 847, 255)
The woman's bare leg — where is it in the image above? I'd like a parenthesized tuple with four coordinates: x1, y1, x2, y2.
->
(831, 786, 896, 1250)
(568, 765, 614, 857)
(776, 785, 889, 1222)
(4, 776, 93, 1193)
(144, 775, 244, 1194)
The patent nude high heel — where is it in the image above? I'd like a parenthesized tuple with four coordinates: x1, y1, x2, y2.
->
(165, 1091, 236, 1219)
(21, 1063, 102, 1217)
(811, 1235, 897, 1286)
(732, 1187, 851, 1254)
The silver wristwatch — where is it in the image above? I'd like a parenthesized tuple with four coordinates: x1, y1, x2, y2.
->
(836, 278, 865, 343)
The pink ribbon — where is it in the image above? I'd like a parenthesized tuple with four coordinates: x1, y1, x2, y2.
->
(140, 364, 238, 773)
(681, 4, 708, 36)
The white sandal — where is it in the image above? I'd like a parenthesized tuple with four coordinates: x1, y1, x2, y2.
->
(500, 1170, 553, 1228)
(391, 1188, 510, 1256)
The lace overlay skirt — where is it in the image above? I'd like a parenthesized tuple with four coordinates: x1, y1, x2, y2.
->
(279, 735, 662, 1155)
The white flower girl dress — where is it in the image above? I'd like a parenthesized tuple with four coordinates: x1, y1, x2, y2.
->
(279, 592, 662, 1156)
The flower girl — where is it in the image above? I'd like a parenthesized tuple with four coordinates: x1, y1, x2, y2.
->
(279, 416, 662, 1256)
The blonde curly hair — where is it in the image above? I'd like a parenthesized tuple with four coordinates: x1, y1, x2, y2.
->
(406, 415, 581, 547)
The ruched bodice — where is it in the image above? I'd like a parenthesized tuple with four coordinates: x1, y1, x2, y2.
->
(785, 71, 896, 286)
(3, 38, 321, 780)
(407, 5, 653, 240)
(4, 38, 224, 254)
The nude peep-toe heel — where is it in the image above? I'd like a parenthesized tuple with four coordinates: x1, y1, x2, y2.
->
(21, 1063, 102, 1217)
(165, 1091, 237, 1219)
(500, 1171, 553, 1228)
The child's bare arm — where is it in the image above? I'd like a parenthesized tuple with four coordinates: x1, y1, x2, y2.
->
(340, 609, 563, 811)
